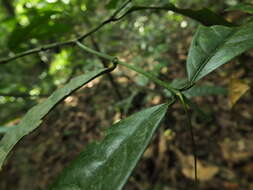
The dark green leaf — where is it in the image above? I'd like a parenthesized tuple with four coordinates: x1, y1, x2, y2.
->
(49, 103, 169, 190)
(0, 68, 108, 169)
(151, 3, 234, 26)
(226, 3, 253, 14)
(168, 3, 234, 27)
(164, 78, 227, 98)
(184, 85, 227, 98)
(8, 11, 60, 51)
(187, 20, 253, 83)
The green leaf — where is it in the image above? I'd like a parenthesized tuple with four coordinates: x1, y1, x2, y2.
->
(184, 85, 227, 98)
(49, 103, 169, 190)
(187, 20, 253, 83)
(226, 3, 253, 14)
(0, 126, 16, 134)
(0, 68, 109, 169)
(8, 11, 61, 51)
(168, 3, 234, 27)
(164, 78, 227, 98)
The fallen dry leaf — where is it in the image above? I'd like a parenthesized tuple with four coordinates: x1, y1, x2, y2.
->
(172, 147, 219, 181)
(228, 78, 250, 108)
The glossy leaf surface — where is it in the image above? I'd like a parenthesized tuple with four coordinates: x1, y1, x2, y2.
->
(0, 68, 108, 169)
(49, 103, 169, 190)
(187, 20, 253, 83)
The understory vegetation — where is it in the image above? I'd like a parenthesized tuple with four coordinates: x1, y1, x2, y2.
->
(0, 0, 253, 189)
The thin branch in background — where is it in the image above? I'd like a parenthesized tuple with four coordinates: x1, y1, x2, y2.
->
(0, 0, 132, 65)
(0, 40, 76, 64)
(65, 64, 83, 84)
(0, 93, 49, 98)
(0, 1, 232, 65)
(113, 4, 234, 26)
(90, 37, 123, 100)
(110, 0, 132, 18)
(77, 0, 132, 42)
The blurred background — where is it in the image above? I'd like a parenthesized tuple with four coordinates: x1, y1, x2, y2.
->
(0, 0, 252, 189)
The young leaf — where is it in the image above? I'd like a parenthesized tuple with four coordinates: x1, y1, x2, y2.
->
(49, 103, 170, 190)
(0, 68, 110, 169)
(187, 20, 253, 83)
(226, 3, 253, 14)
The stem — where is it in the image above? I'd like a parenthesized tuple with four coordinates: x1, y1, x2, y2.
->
(76, 41, 178, 95)
(76, 41, 114, 61)
(178, 93, 198, 189)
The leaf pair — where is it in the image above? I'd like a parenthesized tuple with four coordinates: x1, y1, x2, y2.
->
(187, 19, 253, 83)
(0, 65, 170, 190)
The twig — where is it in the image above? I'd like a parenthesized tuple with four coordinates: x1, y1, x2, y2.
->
(0, 93, 49, 98)
(113, 4, 234, 26)
(178, 94, 199, 190)
(65, 64, 83, 84)
(110, 0, 132, 18)
(0, 40, 75, 64)
(77, 0, 132, 42)
(76, 41, 179, 95)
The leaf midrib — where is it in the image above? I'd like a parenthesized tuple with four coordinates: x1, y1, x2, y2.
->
(53, 105, 167, 189)
(190, 26, 239, 83)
